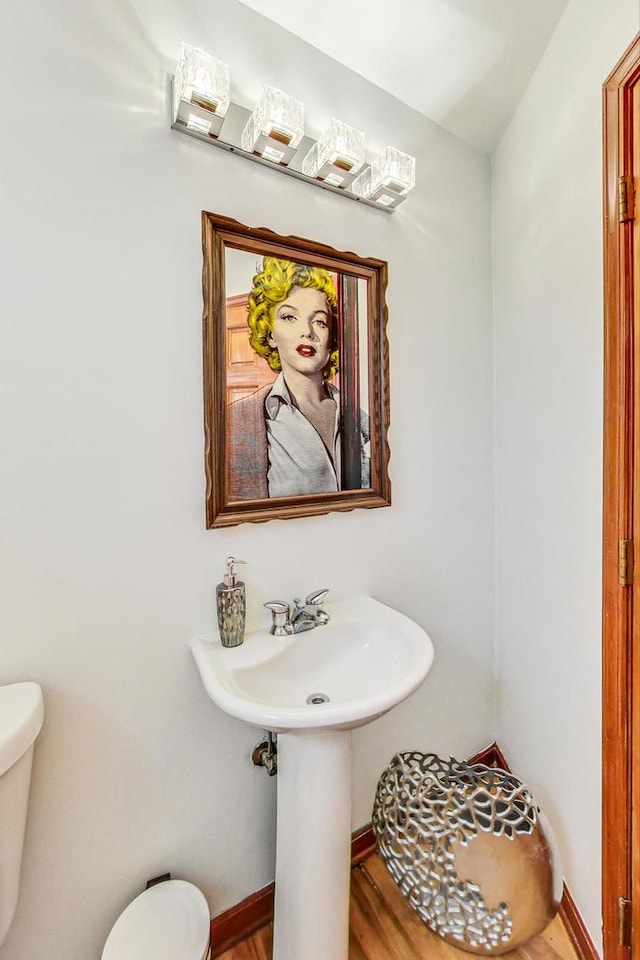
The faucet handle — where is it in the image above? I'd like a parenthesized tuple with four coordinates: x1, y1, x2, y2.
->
(305, 588, 329, 606)
(264, 600, 291, 636)
(264, 600, 289, 614)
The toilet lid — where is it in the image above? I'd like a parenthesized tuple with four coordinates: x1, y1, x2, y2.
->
(102, 880, 210, 960)
(0, 682, 44, 776)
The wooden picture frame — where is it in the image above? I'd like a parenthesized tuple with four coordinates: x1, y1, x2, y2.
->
(202, 212, 391, 528)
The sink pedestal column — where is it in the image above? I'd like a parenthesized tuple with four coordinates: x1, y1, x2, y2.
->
(273, 729, 352, 960)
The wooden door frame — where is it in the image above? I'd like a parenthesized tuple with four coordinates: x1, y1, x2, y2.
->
(603, 32, 640, 960)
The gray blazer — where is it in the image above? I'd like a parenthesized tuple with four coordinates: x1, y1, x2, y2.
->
(227, 385, 271, 502)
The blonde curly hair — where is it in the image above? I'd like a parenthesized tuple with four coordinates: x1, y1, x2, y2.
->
(246, 256, 339, 381)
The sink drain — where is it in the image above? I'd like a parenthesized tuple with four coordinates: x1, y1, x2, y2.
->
(306, 692, 330, 705)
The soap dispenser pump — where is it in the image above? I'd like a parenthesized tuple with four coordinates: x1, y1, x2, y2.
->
(216, 557, 247, 648)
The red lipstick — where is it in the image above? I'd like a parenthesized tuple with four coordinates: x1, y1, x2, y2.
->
(296, 345, 316, 357)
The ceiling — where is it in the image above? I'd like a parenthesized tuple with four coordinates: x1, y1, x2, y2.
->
(236, 0, 569, 154)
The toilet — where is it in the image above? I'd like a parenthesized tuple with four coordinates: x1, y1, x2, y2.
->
(102, 879, 211, 960)
(0, 681, 44, 947)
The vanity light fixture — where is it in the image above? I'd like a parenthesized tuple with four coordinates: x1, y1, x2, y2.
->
(172, 42, 230, 138)
(169, 43, 416, 212)
(240, 85, 305, 166)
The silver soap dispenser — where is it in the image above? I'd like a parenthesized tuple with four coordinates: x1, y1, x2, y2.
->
(216, 557, 247, 647)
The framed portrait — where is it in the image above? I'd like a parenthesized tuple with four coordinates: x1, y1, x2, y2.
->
(202, 212, 391, 527)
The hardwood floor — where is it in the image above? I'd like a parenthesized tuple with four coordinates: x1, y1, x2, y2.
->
(215, 851, 581, 960)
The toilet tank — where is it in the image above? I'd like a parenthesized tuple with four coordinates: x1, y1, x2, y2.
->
(0, 682, 44, 947)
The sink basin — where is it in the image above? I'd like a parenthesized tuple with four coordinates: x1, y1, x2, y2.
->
(190, 594, 434, 960)
(190, 595, 434, 733)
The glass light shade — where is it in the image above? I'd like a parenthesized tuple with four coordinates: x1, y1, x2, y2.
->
(173, 43, 230, 137)
(351, 165, 372, 198)
(353, 146, 416, 208)
(301, 120, 366, 187)
(241, 85, 304, 165)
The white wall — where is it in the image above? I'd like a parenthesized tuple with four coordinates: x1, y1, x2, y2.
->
(0, 0, 495, 956)
(493, 0, 639, 947)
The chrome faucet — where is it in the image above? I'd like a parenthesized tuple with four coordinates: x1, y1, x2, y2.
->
(264, 589, 330, 636)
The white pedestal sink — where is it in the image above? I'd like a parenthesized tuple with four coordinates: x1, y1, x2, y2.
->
(190, 595, 434, 960)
